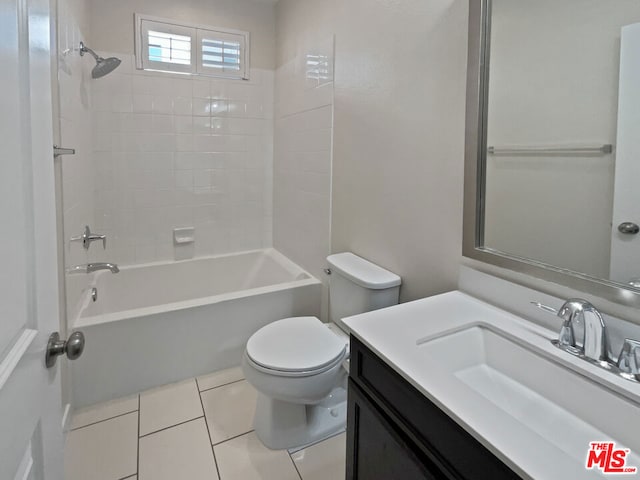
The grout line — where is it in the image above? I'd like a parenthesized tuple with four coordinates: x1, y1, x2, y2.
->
(288, 429, 346, 454)
(211, 429, 255, 447)
(211, 448, 222, 480)
(198, 378, 245, 394)
(289, 452, 304, 480)
(136, 395, 140, 479)
(69, 409, 139, 431)
(276, 103, 332, 122)
(138, 415, 205, 439)
(196, 377, 222, 480)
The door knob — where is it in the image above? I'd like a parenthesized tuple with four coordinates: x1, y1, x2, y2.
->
(45, 331, 85, 368)
(618, 222, 640, 235)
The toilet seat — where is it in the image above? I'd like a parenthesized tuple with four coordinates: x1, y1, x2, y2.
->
(246, 317, 348, 377)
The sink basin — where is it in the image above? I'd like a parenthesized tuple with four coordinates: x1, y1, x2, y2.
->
(418, 324, 640, 469)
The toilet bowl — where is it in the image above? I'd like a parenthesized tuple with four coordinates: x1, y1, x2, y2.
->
(242, 317, 350, 450)
(242, 253, 401, 450)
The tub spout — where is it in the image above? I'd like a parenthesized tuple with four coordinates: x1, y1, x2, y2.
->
(68, 263, 120, 274)
(94, 262, 119, 274)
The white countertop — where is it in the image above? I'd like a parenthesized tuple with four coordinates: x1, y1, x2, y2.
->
(342, 291, 640, 480)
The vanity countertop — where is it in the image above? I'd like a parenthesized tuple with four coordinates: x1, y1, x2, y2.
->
(343, 291, 640, 479)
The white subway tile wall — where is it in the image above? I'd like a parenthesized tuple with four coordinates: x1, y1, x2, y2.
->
(91, 54, 274, 265)
(273, 36, 334, 282)
(57, 0, 96, 322)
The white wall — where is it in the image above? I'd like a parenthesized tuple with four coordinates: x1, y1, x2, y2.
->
(275, 0, 469, 304)
(485, 0, 640, 279)
(274, 1, 334, 316)
(330, 0, 469, 303)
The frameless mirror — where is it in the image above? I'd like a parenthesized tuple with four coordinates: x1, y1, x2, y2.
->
(464, 0, 640, 307)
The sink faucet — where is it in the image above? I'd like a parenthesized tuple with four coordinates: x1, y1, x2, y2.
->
(556, 299, 608, 363)
(67, 263, 120, 274)
(533, 298, 608, 363)
(533, 298, 640, 382)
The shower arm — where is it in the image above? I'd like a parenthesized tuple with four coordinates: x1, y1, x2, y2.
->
(79, 41, 100, 61)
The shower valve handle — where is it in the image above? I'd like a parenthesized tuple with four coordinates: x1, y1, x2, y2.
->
(71, 225, 107, 250)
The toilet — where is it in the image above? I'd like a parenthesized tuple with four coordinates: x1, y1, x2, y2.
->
(242, 252, 401, 450)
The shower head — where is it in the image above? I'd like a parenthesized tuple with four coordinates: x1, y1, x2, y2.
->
(79, 41, 121, 79)
(92, 56, 122, 79)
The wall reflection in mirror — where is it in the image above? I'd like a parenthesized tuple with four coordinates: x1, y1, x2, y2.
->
(481, 0, 640, 287)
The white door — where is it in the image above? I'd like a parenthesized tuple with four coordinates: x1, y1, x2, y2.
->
(0, 0, 65, 478)
(610, 23, 640, 285)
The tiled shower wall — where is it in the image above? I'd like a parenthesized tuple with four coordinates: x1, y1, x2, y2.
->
(273, 36, 334, 285)
(91, 55, 274, 265)
(57, 0, 96, 321)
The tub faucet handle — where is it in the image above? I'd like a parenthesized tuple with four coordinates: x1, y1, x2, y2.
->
(71, 225, 106, 250)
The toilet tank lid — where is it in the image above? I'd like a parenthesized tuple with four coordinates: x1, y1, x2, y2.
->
(327, 253, 401, 289)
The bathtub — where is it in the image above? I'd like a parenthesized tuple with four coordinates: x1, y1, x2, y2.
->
(71, 249, 321, 407)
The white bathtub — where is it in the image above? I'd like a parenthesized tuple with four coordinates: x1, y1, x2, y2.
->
(71, 249, 321, 407)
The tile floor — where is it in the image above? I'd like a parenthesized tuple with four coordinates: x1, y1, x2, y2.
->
(64, 367, 346, 480)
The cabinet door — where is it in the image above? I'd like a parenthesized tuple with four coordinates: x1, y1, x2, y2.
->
(347, 380, 450, 480)
(349, 337, 520, 480)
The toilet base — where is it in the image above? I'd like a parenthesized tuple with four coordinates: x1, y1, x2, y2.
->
(253, 386, 347, 450)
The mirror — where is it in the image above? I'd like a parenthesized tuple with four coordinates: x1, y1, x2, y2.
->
(464, 0, 640, 307)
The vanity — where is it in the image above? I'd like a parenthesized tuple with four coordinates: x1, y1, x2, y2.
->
(343, 292, 640, 479)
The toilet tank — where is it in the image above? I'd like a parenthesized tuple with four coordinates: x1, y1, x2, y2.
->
(327, 253, 401, 329)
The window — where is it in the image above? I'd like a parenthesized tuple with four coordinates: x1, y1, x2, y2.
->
(148, 31, 191, 65)
(135, 14, 250, 79)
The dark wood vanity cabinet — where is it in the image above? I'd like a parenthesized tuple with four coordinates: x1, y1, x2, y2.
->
(346, 336, 521, 480)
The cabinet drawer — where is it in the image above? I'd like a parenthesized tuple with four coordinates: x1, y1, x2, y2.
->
(350, 336, 520, 480)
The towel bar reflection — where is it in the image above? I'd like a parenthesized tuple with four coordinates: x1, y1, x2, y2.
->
(53, 145, 76, 157)
(487, 144, 613, 156)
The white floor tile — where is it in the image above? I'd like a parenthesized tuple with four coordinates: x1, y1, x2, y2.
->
(291, 433, 346, 480)
(139, 379, 203, 436)
(201, 380, 257, 444)
(214, 432, 300, 480)
(139, 418, 218, 480)
(197, 366, 244, 391)
(70, 395, 139, 430)
(64, 412, 138, 480)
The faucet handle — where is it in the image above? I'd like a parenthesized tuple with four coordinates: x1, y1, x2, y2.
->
(87, 233, 107, 249)
(531, 301, 576, 348)
(617, 339, 640, 377)
(70, 225, 106, 250)
(531, 301, 558, 314)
